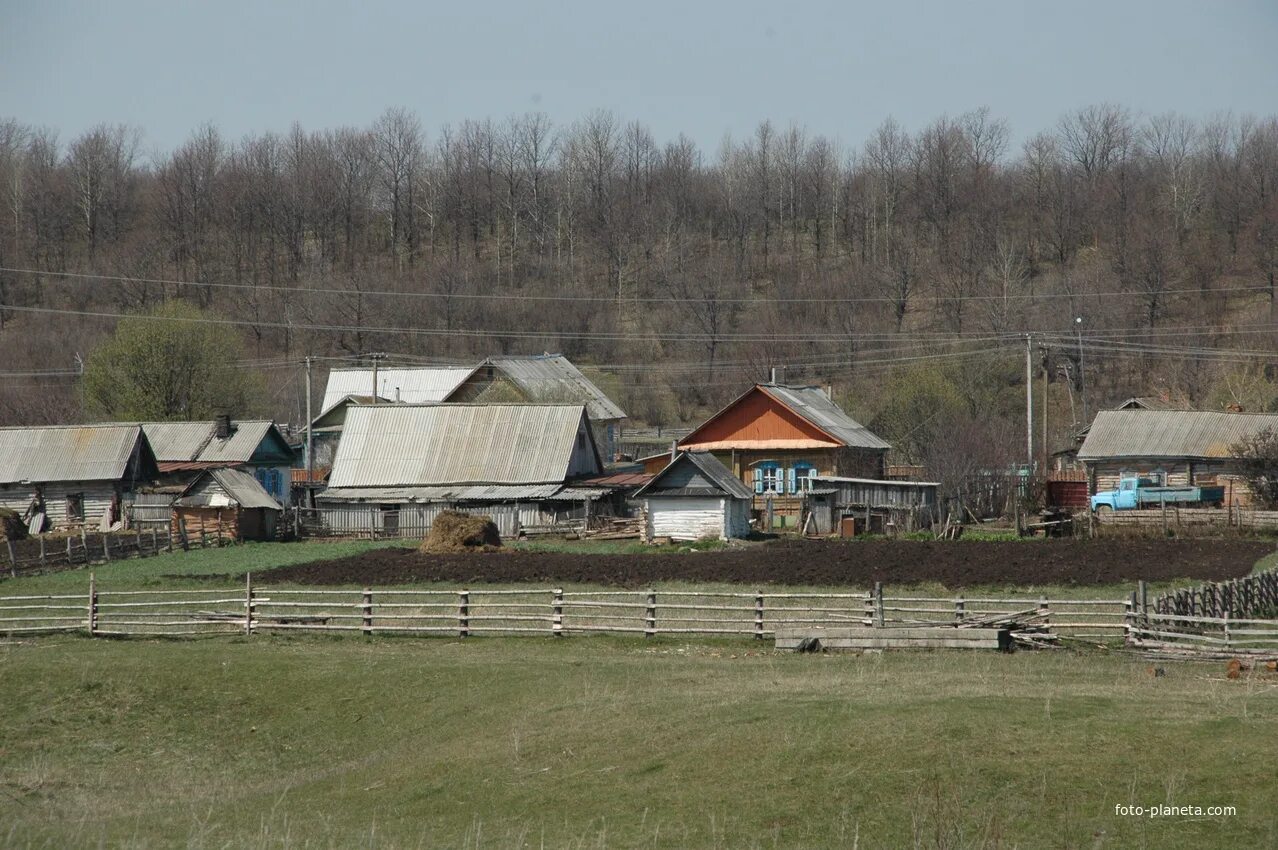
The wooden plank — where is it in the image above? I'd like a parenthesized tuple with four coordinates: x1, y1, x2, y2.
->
(775, 626, 1010, 651)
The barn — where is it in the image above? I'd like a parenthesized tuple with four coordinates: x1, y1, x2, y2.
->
(316, 403, 605, 536)
(172, 467, 283, 542)
(635, 451, 753, 542)
(0, 424, 158, 530)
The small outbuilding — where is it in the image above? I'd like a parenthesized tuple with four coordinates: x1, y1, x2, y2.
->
(172, 468, 283, 543)
(635, 451, 753, 542)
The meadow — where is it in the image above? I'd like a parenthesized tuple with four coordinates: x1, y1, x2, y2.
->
(2, 538, 1277, 848)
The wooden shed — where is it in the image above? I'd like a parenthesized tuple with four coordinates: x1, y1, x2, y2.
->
(172, 468, 283, 543)
(635, 451, 754, 542)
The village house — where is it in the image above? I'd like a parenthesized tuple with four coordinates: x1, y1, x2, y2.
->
(634, 450, 753, 542)
(1078, 409, 1278, 506)
(676, 384, 891, 527)
(316, 403, 605, 536)
(172, 467, 283, 543)
(0, 424, 159, 531)
(141, 417, 295, 505)
(314, 356, 627, 462)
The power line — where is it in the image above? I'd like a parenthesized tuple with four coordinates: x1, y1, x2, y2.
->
(6, 265, 1277, 305)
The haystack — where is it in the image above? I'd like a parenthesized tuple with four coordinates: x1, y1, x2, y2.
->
(420, 511, 502, 554)
(0, 507, 28, 541)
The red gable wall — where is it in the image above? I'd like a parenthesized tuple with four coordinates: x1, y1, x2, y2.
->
(678, 387, 840, 450)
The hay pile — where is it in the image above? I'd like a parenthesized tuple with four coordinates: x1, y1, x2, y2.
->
(419, 511, 502, 554)
(0, 507, 28, 541)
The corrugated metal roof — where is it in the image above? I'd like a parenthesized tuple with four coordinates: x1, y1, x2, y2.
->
(1078, 410, 1278, 460)
(1116, 396, 1192, 411)
(176, 468, 281, 510)
(327, 404, 598, 489)
(322, 367, 475, 409)
(759, 385, 892, 450)
(318, 484, 565, 502)
(143, 420, 284, 464)
(635, 450, 754, 499)
(487, 355, 626, 421)
(0, 424, 145, 484)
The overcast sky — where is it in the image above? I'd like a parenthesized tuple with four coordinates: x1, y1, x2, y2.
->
(4, 0, 1277, 158)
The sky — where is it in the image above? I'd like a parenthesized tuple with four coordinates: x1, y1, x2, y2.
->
(3, 0, 1277, 160)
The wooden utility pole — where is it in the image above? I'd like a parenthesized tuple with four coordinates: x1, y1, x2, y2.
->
(1025, 334, 1033, 470)
(304, 355, 315, 509)
(1040, 344, 1050, 471)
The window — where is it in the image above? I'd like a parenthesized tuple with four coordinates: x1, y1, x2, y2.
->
(65, 493, 84, 523)
(790, 463, 817, 494)
(755, 461, 782, 494)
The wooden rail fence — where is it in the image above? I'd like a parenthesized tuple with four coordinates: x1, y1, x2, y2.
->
(3, 524, 233, 579)
(0, 576, 1131, 640)
(1095, 506, 1278, 535)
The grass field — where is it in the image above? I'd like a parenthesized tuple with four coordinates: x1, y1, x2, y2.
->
(3, 538, 1277, 847)
(2, 635, 1276, 848)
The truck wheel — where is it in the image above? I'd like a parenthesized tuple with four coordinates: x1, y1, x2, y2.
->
(1094, 504, 1112, 514)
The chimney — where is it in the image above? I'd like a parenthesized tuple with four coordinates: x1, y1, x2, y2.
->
(824, 384, 833, 400)
(214, 414, 232, 439)
(670, 439, 677, 461)
(395, 386, 401, 403)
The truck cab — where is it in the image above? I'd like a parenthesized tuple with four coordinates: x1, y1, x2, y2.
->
(1091, 476, 1142, 512)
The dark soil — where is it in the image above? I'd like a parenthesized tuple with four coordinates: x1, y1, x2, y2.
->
(259, 538, 1275, 588)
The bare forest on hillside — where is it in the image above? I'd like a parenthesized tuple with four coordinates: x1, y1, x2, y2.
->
(2, 105, 1277, 470)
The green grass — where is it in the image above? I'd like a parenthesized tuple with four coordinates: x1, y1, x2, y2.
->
(2, 636, 1276, 848)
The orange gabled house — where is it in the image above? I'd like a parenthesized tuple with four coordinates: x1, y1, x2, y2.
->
(677, 384, 890, 506)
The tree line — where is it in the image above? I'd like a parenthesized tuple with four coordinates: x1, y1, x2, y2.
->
(1, 105, 1277, 472)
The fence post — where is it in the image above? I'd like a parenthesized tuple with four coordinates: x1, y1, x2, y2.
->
(1223, 609, 1231, 649)
(244, 572, 254, 635)
(1137, 580, 1148, 619)
(6, 539, 14, 578)
(458, 590, 469, 637)
(101, 534, 110, 562)
(1160, 498, 1167, 536)
(552, 588, 563, 636)
(863, 590, 874, 626)
(1125, 591, 1137, 644)
(874, 581, 884, 628)
(65, 535, 72, 566)
(167, 525, 175, 552)
(135, 527, 143, 557)
(150, 528, 158, 556)
(38, 535, 45, 569)
(645, 590, 657, 637)
(1038, 594, 1049, 630)
(954, 594, 966, 624)
(754, 592, 764, 640)
(362, 587, 373, 635)
(80, 526, 88, 561)
(88, 572, 98, 636)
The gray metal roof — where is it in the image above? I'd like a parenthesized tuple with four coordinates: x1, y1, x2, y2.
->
(1078, 410, 1278, 461)
(176, 467, 282, 510)
(318, 484, 567, 502)
(0, 424, 145, 484)
(142, 420, 284, 464)
(322, 366, 475, 409)
(327, 404, 599, 489)
(760, 384, 892, 450)
(635, 450, 754, 499)
(487, 355, 626, 422)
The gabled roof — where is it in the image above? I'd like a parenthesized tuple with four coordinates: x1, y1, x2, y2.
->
(142, 420, 290, 466)
(175, 467, 282, 511)
(0, 424, 153, 484)
(478, 355, 626, 422)
(309, 394, 393, 432)
(322, 366, 476, 409)
(327, 404, 601, 489)
(679, 384, 890, 451)
(634, 450, 754, 499)
(1116, 396, 1192, 411)
(1079, 410, 1278, 461)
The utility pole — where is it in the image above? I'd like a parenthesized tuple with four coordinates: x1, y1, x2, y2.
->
(1025, 334, 1033, 470)
(304, 356, 314, 504)
(1040, 344, 1050, 472)
(1075, 317, 1087, 425)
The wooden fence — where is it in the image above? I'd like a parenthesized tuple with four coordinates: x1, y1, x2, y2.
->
(1095, 505, 1278, 535)
(0, 576, 1130, 640)
(1121, 570, 1278, 655)
(2, 524, 231, 579)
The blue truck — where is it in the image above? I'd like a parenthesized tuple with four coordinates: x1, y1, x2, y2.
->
(1090, 475, 1226, 512)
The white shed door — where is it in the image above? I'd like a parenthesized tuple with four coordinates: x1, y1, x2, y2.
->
(647, 497, 725, 541)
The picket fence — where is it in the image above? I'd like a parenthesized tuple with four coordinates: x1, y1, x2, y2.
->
(3, 525, 229, 578)
(1128, 569, 1278, 655)
(0, 575, 1130, 640)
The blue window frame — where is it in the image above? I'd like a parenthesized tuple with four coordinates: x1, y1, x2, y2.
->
(791, 462, 817, 494)
(755, 461, 782, 494)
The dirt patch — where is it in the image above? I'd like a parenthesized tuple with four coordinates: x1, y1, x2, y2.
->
(260, 538, 1274, 588)
(419, 511, 501, 554)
